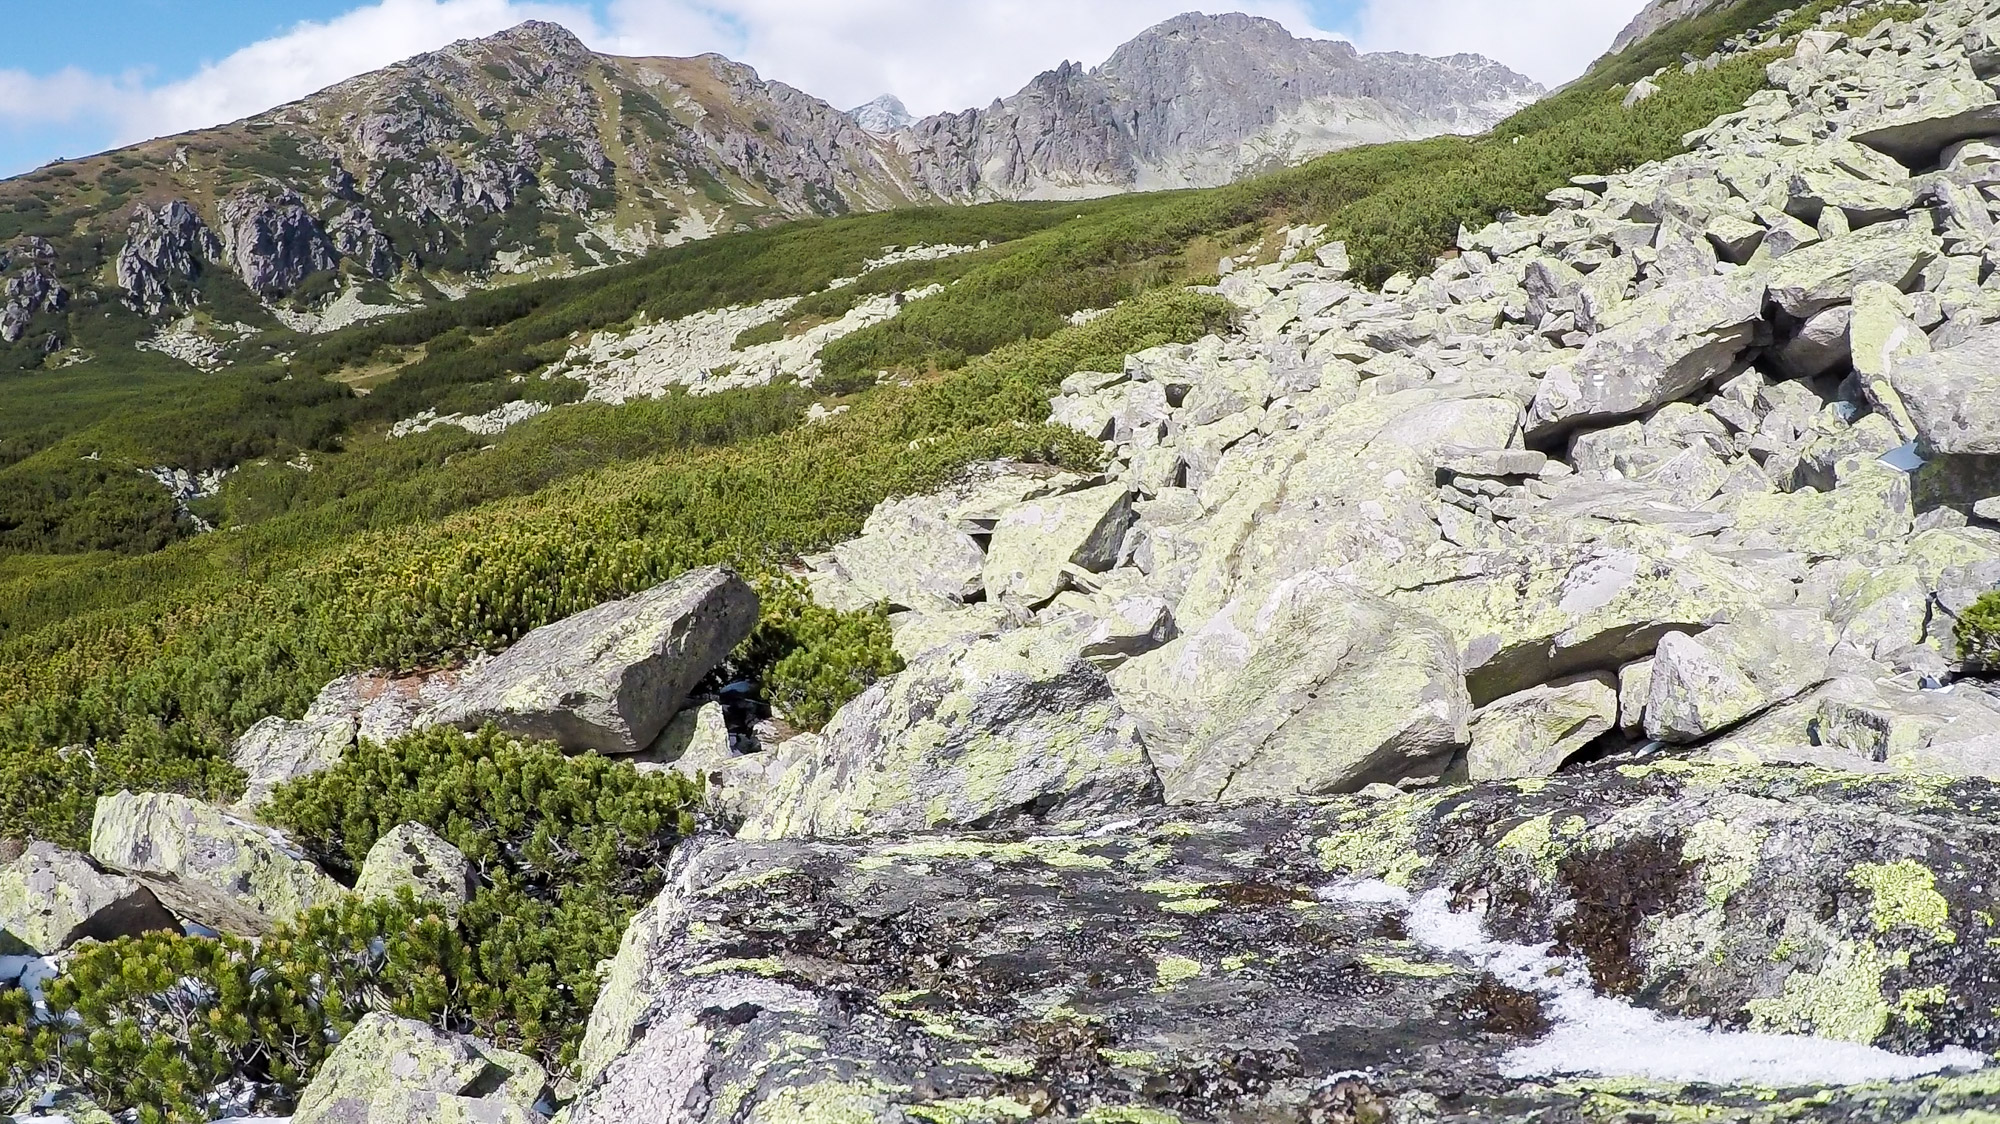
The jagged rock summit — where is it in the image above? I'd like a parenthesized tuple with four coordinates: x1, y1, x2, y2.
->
(900, 12, 1543, 199)
(847, 94, 915, 134)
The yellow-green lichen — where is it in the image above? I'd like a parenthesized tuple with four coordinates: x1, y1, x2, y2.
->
(906, 1096, 1035, 1123)
(701, 867, 802, 896)
(1100, 1048, 1162, 1068)
(1221, 953, 1261, 972)
(686, 956, 787, 978)
(1683, 818, 1765, 908)
(1154, 955, 1203, 990)
(1161, 898, 1223, 914)
(1850, 859, 1955, 944)
(1314, 790, 1450, 887)
(875, 837, 1116, 871)
(1896, 985, 1949, 1029)
(966, 1048, 1037, 1076)
(1140, 880, 1210, 898)
(1357, 953, 1457, 978)
(1746, 938, 1899, 1044)
(1078, 1107, 1185, 1124)
(749, 1080, 883, 1124)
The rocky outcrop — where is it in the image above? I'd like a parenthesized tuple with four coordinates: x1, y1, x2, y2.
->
(425, 567, 760, 755)
(1, 253, 66, 346)
(900, 13, 1540, 200)
(292, 1013, 549, 1124)
(846, 94, 913, 134)
(115, 201, 221, 316)
(87, 791, 345, 937)
(0, 844, 177, 956)
(218, 189, 339, 298)
(566, 766, 2000, 1122)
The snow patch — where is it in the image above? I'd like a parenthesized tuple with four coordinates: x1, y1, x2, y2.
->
(1321, 880, 1988, 1087)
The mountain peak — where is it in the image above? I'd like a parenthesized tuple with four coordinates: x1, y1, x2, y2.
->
(463, 20, 594, 61)
(848, 94, 915, 134)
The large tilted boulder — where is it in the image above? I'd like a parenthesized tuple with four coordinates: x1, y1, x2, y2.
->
(567, 768, 2000, 1122)
(982, 482, 1134, 606)
(1465, 674, 1619, 781)
(425, 567, 760, 756)
(740, 626, 1161, 839)
(1646, 611, 1835, 744)
(1525, 276, 1764, 436)
(1391, 529, 1789, 705)
(0, 843, 177, 956)
(1762, 218, 1939, 319)
(292, 1013, 548, 1124)
(1114, 570, 1470, 802)
(1888, 321, 2000, 457)
(88, 792, 344, 937)
(354, 824, 477, 918)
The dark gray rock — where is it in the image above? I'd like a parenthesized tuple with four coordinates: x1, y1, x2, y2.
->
(569, 764, 2000, 1122)
(116, 201, 221, 315)
(218, 188, 339, 298)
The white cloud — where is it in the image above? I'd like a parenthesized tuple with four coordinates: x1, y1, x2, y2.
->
(1351, 0, 1655, 87)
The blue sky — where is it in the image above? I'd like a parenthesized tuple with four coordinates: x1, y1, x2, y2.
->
(1, 0, 1632, 179)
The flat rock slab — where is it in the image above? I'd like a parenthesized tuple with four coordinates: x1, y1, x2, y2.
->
(568, 762, 2000, 1123)
(426, 566, 760, 756)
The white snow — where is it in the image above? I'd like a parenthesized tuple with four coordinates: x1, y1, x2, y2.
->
(1321, 880, 1990, 1087)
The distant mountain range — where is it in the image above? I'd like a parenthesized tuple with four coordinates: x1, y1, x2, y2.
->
(0, 13, 1539, 358)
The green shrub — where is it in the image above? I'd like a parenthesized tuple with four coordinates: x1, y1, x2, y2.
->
(264, 725, 700, 1070)
(1, 893, 468, 1123)
(1957, 592, 2000, 671)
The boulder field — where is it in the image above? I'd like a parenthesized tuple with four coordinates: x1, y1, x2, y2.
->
(25, 0, 2000, 1121)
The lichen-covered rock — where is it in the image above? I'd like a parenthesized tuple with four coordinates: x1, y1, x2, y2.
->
(813, 466, 1084, 613)
(425, 567, 760, 756)
(1646, 611, 1835, 744)
(87, 792, 345, 937)
(740, 626, 1161, 839)
(231, 713, 356, 814)
(982, 483, 1135, 606)
(1115, 570, 1470, 802)
(1466, 674, 1618, 780)
(1762, 219, 1940, 319)
(1888, 320, 2000, 457)
(0, 843, 176, 956)
(567, 764, 2000, 1122)
(1731, 457, 1914, 559)
(292, 1013, 548, 1124)
(1391, 528, 1787, 705)
(1526, 275, 1763, 436)
(354, 823, 477, 917)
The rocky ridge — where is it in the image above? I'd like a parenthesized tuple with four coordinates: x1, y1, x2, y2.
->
(0, 14, 1535, 357)
(897, 13, 1543, 200)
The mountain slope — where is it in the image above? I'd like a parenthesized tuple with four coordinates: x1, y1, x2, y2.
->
(898, 12, 1542, 200)
(0, 13, 1535, 370)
